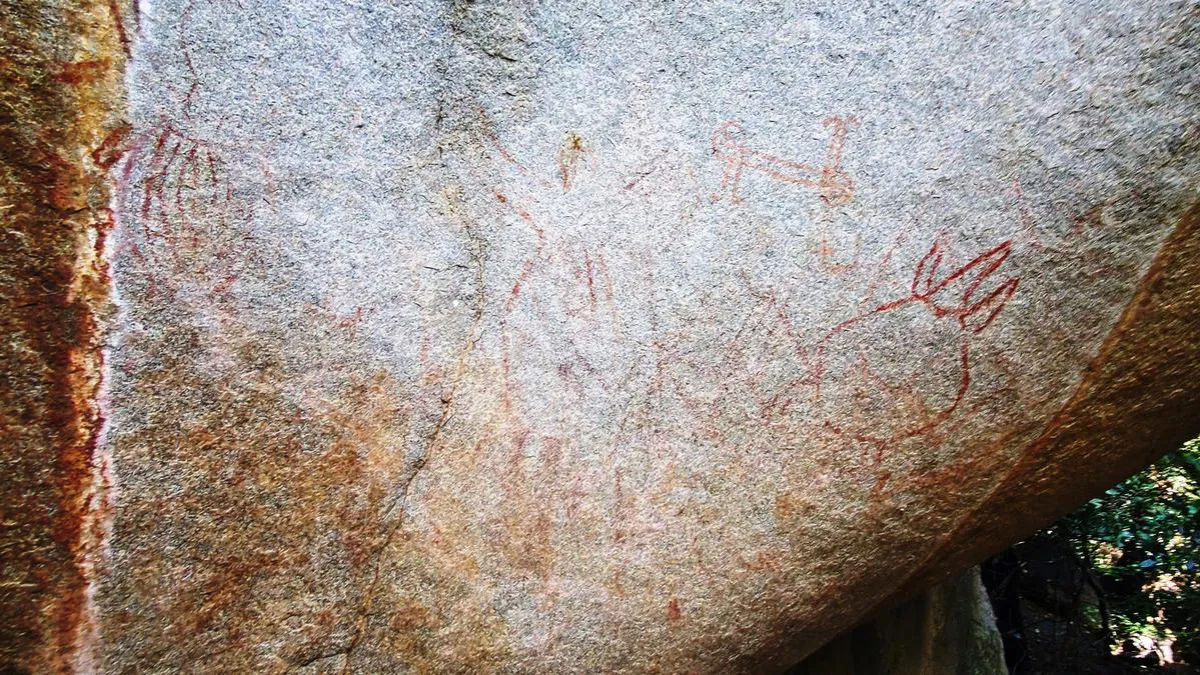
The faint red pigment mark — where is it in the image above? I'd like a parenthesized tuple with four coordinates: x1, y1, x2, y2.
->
(495, 191, 547, 314)
(257, 157, 277, 208)
(767, 239, 1019, 466)
(305, 301, 375, 339)
(812, 179, 913, 278)
(859, 219, 916, 309)
(869, 470, 892, 501)
(482, 121, 621, 336)
(609, 570, 627, 597)
(140, 126, 227, 247)
(739, 551, 782, 572)
(574, 248, 617, 321)
(1009, 176, 1128, 280)
(92, 124, 133, 170)
(176, 0, 203, 117)
(107, 0, 132, 56)
(710, 115, 858, 205)
(556, 131, 589, 191)
(1010, 177, 1090, 255)
(477, 118, 555, 192)
(610, 466, 628, 545)
(816, 230, 861, 274)
(620, 152, 664, 192)
(667, 598, 683, 623)
(52, 59, 115, 86)
(726, 271, 811, 362)
(105, 120, 265, 300)
(176, 0, 244, 118)
(173, 0, 247, 117)
(488, 161, 624, 435)
(563, 475, 589, 519)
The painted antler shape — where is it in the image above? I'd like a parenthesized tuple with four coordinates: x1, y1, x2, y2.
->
(913, 240, 1020, 334)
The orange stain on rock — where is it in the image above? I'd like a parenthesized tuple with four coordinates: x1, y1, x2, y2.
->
(556, 131, 589, 191)
(667, 598, 682, 623)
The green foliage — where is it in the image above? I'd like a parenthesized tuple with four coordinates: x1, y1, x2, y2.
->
(1055, 438, 1200, 659)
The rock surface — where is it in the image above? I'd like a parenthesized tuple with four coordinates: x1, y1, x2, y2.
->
(2, 0, 1199, 673)
(0, 1, 125, 671)
(791, 567, 1006, 675)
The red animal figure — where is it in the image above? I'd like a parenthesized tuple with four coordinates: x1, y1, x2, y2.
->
(710, 115, 857, 205)
(768, 239, 1019, 464)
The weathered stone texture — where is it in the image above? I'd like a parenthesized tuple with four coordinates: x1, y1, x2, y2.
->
(0, 1, 127, 671)
(2, 0, 1198, 673)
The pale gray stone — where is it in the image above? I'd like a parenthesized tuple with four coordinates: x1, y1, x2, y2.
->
(86, 0, 1200, 672)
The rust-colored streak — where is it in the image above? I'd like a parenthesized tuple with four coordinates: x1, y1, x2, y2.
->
(106, 0, 132, 56)
(52, 58, 115, 86)
(0, 1, 126, 672)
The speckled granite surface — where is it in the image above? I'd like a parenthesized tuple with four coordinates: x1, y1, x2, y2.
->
(3, 1, 1198, 672)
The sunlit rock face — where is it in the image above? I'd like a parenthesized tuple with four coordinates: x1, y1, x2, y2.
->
(4, 0, 1197, 673)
